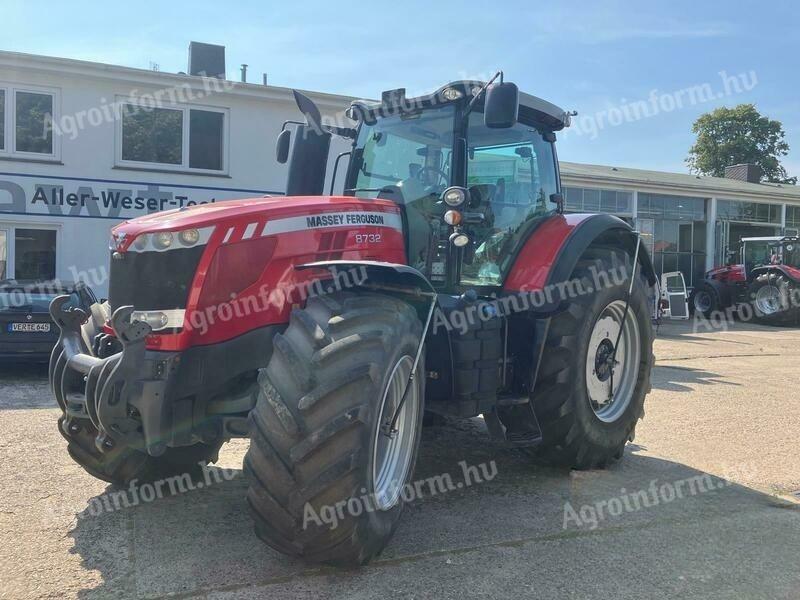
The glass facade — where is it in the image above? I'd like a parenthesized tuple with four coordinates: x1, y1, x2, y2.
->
(714, 199, 783, 266)
(717, 199, 782, 224)
(637, 193, 707, 287)
(560, 185, 800, 288)
(564, 186, 632, 215)
(786, 206, 800, 232)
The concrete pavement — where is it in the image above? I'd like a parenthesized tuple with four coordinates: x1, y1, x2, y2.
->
(2, 320, 799, 599)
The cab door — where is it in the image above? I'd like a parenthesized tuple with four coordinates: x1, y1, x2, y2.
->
(661, 272, 689, 320)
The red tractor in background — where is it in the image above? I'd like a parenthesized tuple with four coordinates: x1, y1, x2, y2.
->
(49, 74, 656, 566)
(690, 236, 800, 325)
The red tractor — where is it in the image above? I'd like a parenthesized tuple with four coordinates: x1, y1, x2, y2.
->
(49, 75, 656, 566)
(690, 236, 800, 325)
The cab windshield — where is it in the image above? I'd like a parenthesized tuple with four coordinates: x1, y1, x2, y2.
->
(353, 104, 455, 270)
(353, 104, 455, 196)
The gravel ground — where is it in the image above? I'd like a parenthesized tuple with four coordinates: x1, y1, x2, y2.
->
(1, 319, 799, 599)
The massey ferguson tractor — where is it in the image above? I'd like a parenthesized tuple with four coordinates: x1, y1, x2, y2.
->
(49, 74, 656, 566)
(690, 236, 800, 325)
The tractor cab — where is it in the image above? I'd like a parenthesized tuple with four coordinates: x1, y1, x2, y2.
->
(741, 236, 800, 277)
(279, 76, 572, 291)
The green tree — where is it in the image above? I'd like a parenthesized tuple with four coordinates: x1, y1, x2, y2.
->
(687, 104, 796, 184)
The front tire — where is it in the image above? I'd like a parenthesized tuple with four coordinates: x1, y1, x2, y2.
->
(533, 250, 654, 469)
(244, 292, 424, 567)
(689, 282, 719, 317)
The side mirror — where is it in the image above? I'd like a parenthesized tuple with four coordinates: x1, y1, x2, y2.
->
(550, 193, 565, 212)
(484, 82, 519, 129)
(276, 129, 291, 164)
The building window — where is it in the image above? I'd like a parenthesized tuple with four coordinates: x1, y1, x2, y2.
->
(786, 206, 800, 229)
(14, 228, 56, 280)
(15, 91, 54, 154)
(717, 199, 781, 224)
(563, 186, 632, 215)
(117, 101, 227, 173)
(0, 84, 59, 159)
(638, 193, 706, 221)
(122, 107, 183, 165)
(189, 109, 224, 170)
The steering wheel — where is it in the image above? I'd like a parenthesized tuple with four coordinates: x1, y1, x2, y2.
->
(416, 166, 448, 188)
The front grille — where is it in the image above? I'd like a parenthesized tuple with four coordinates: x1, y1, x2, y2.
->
(109, 246, 206, 311)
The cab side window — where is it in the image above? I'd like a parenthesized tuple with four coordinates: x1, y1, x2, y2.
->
(462, 117, 558, 286)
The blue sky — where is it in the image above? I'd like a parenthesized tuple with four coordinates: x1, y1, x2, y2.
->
(3, 0, 798, 178)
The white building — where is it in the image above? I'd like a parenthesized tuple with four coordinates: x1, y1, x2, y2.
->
(1, 45, 799, 295)
(0, 45, 353, 296)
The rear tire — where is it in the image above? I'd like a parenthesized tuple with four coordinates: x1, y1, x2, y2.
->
(244, 292, 424, 567)
(533, 250, 654, 469)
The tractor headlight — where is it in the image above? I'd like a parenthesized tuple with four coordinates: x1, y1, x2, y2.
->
(178, 228, 200, 246)
(134, 234, 149, 251)
(153, 232, 174, 250)
(131, 310, 185, 331)
(442, 87, 463, 101)
(442, 186, 467, 207)
(134, 311, 169, 329)
(450, 231, 470, 247)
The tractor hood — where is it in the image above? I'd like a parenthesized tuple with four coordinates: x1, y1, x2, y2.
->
(109, 195, 402, 252)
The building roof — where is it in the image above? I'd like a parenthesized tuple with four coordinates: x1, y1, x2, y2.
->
(560, 161, 800, 202)
(0, 50, 356, 111)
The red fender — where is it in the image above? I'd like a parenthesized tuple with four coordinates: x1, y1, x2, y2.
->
(503, 213, 656, 294)
(503, 213, 594, 292)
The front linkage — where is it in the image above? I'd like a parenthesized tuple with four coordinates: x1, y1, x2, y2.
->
(50, 297, 178, 457)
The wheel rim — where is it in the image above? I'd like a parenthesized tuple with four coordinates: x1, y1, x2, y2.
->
(585, 300, 642, 423)
(372, 355, 419, 511)
(755, 285, 781, 315)
(694, 291, 712, 313)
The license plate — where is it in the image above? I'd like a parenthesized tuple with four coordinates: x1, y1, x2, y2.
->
(8, 322, 51, 333)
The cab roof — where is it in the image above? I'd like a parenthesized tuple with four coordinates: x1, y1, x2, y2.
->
(741, 236, 800, 243)
(350, 80, 572, 132)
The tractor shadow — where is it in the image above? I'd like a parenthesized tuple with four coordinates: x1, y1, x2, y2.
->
(651, 364, 740, 393)
(65, 417, 798, 599)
